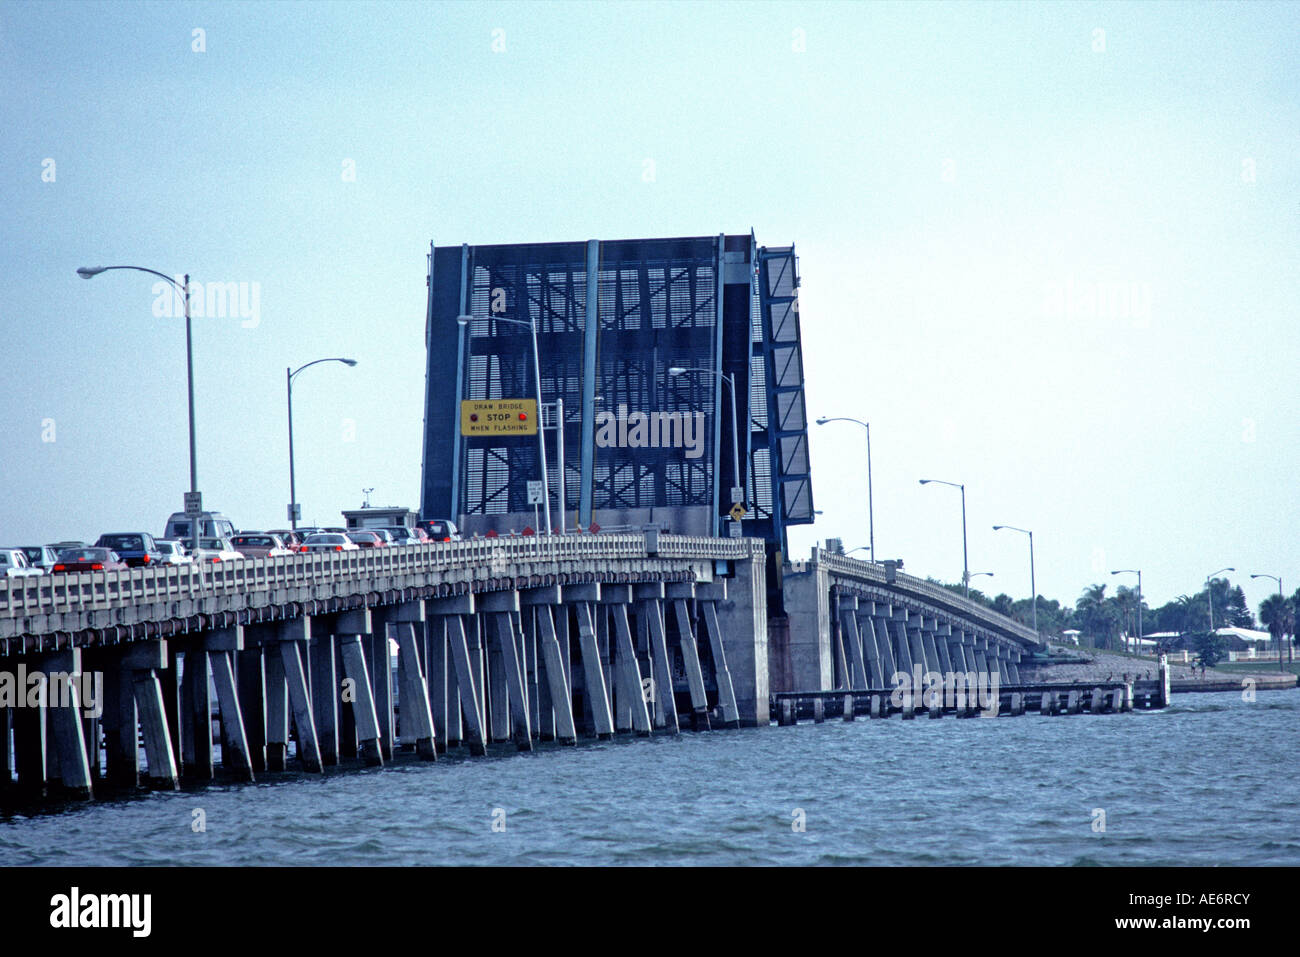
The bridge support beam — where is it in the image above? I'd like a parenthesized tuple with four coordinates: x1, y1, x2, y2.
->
(857, 607, 886, 687)
(637, 585, 679, 734)
(934, 623, 954, 675)
(394, 620, 438, 760)
(180, 647, 212, 783)
(919, 617, 942, 677)
(870, 606, 899, 687)
(40, 650, 94, 800)
(444, 613, 488, 755)
(338, 633, 384, 766)
(604, 588, 652, 737)
(668, 587, 711, 730)
(1008, 648, 1022, 684)
(837, 595, 869, 691)
(892, 610, 914, 681)
(574, 599, 615, 740)
(205, 626, 254, 780)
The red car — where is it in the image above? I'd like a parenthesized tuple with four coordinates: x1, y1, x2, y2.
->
(346, 531, 386, 549)
(52, 547, 129, 573)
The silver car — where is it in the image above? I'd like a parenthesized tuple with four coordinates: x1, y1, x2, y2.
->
(19, 545, 60, 574)
(302, 533, 360, 552)
(155, 540, 193, 565)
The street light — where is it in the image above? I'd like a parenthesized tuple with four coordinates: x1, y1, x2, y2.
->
(78, 264, 200, 554)
(1205, 567, 1234, 631)
(1111, 569, 1143, 654)
(1250, 573, 1286, 672)
(460, 313, 551, 535)
(287, 358, 358, 531)
(919, 479, 969, 597)
(993, 524, 1037, 637)
(667, 366, 742, 513)
(969, 571, 994, 581)
(816, 417, 873, 562)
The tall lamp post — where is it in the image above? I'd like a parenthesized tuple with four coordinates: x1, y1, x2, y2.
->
(1205, 567, 1234, 631)
(919, 478, 968, 597)
(460, 313, 551, 535)
(993, 524, 1037, 637)
(667, 366, 743, 514)
(287, 358, 358, 531)
(1250, 573, 1286, 672)
(816, 416, 873, 562)
(78, 264, 200, 553)
(1111, 568, 1143, 654)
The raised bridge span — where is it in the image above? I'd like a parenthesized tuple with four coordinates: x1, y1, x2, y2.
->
(0, 533, 1044, 803)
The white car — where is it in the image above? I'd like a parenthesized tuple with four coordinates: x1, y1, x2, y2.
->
(0, 549, 44, 578)
(302, 533, 360, 553)
(20, 545, 60, 574)
(155, 540, 194, 565)
(192, 537, 245, 564)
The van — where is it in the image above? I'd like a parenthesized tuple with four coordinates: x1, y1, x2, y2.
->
(163, 511, 237, 543)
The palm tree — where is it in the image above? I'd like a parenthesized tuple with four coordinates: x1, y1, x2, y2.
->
(1077, 584, 1118, 649)
(1259, 594, 1295, 665)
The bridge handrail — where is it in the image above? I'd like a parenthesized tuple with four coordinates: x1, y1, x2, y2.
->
(812, 548, 1040, 645)
(0, 534, 759, 621)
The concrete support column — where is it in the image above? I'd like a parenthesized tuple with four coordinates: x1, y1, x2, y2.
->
(870, 606, 899, 685)
(972, 637, 990, 678)
(443, 608, 488, 755)
(276, 618, 322, 773)
(1008, 647, 1022, 684)
(934, 623, 954, 675)
(994, 644, 1011, 683)
(481, 591, 532, 751)
(180, 647, 212, 783)
(368, 612, 396, 761)
(205, 626, 254, 780)
(425, 618, 450, 753)
(572, 592, 615, 739)
(949, 630, 970, 674)
(892, 611, 914, 678)
(335, 606, 381, 766)
(604, 586, 652, 736)
(637, 584, 679, 734)
(41, 649, 94, 800)
(837, 595, 869, 691)
(857, 607, 885, 688)
(907, 617, 928, 677)
(391, 603, 438, 760)
(121, 641, 178, 791)
(236, 646, 267, 773)
(707, 551, 769, 727)
(920, 617, 942, 675)
(668, 584, 710, 730)
(310, 631, 338, 766)
(524, 588, 577, 746)
(779, 564, 833, 693)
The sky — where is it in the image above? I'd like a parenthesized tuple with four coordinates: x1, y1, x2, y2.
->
(1, 1, 1296, 614)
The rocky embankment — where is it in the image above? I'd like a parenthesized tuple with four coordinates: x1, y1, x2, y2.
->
(1021, 647, 1297, 691)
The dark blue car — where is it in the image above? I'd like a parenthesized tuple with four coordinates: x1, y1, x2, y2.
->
(94, 532, 163, 568)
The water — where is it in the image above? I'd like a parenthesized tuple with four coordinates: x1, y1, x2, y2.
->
(2, 691, 1296, 866)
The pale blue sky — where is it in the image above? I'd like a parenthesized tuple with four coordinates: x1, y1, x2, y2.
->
(1, 1, 1297, 612)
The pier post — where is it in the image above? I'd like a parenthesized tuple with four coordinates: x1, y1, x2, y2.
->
(236, 646, 267, 773)
(122, 641, 179, 790)
(605, 587, 652, 736)
(181, 647, 213, 782)
(934, 623, 954, 675)
(568, 586, 614, 739)
(870, 605, 898, 686)
(972, 637, 990, 679)
(425, 618, 450, 753)
(698, 586, 741, 728)
(857, 607, 886, 687)
(277, 619, 322, 773)
(481, 591, 532, 750)
(41, 650, 93, 800)
(892, 609, 914, 680)
(919, 617, 942, 676)
(1157, 654, 1170, 708)
(838, 595, 869, 690)
(310, 631, 339, 766)
(1007, 647, 1022, 684)
(264, 644, 288, 772)
(523, 590, 577, 746)
(392, 610, 438, 761)
(638, 586, 679, 734)
(523, 607, 549, 740)
(831, 592, 849, 690)
(335, 607, 381, 766)
(994, 644, 1010, 683)
(779, 561, 833, 693)
(907, 616, 929, 678)
(949, 630, 970, 674)
(668, 584, 710, 730)
(368, 612, 396, 761)
(427, 595, 486, 755)
(205, 626, 254, 780)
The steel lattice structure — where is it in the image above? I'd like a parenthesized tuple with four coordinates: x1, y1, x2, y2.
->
(420, 234, 813, 554)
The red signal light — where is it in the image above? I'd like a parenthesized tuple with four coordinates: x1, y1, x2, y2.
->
(518, 412, 527, 421)
(470, 413, 479, 422)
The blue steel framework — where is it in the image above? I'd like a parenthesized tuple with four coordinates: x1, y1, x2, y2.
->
(420, 234, 813, 553)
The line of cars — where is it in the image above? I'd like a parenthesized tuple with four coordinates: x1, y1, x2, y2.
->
(1, 517, 461, 577)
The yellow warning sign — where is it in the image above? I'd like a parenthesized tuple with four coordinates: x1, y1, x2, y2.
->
(729, 503, 747, 522)
(460, 399, 538, 436)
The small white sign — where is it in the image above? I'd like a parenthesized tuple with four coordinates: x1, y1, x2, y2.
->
(526, 480, 544, 505)
(728, 521, 742, 538)
(184, 491, 203, 516)
(287, 503, 301, 522)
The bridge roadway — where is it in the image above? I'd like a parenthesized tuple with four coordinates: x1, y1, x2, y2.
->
(0, 533, 1042, 804)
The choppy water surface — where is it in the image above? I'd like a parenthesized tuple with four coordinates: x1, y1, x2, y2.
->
(2, 691, 1296, 866)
